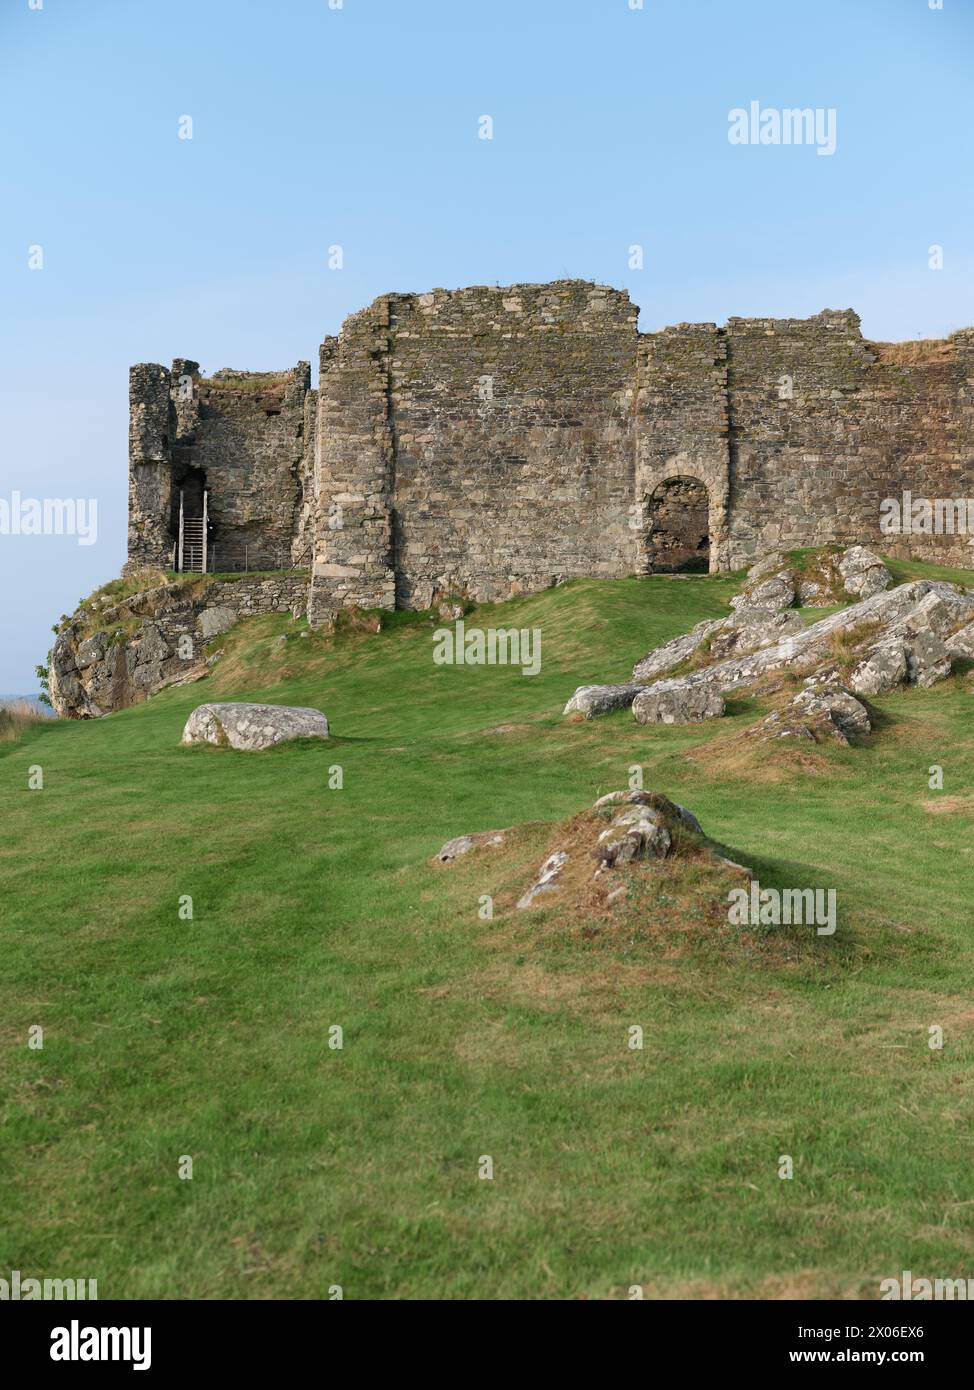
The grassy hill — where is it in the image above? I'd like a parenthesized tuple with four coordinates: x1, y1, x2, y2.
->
(2, 562, 973, 1299)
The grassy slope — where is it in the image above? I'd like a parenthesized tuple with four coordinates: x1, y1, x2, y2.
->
(2, 566, 973, 1300)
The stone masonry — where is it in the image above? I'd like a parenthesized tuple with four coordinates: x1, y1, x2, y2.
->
(126, 281, 974, 626)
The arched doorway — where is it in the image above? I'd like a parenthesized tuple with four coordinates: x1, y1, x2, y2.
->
(644, 476, 710, 573)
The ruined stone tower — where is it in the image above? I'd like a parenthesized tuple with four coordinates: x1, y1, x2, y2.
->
(127, 280, 974, 624)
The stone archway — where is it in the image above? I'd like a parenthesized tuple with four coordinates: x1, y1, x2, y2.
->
(644, 476, 710, 573)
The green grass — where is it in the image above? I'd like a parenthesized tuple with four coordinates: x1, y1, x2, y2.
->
(2, 564, 974, 1300)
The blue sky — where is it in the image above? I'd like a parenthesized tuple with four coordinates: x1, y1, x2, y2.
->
(1, 0, 972, 693)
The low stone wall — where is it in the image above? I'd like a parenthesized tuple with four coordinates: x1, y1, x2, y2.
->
(204, 574, 309, 618)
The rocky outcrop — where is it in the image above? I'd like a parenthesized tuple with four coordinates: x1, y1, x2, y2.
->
(792, 680, 871, 740)
(632, 579, 969, 708)
(181, 702, 329, 750)
(628, 608, 804, 687)
(848, 642, 908, 697)
(512, 789, 742, 913)
(432, 788, 730, 919)
(736, 546, 891, 610)
(745, 678, 871, 746)
(515, 790, 710, 910)
(568, 567, 974, 737)
(49, 572, 309, 718)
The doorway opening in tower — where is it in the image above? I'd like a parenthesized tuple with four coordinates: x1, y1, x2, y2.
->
(170, 467, 209, 573)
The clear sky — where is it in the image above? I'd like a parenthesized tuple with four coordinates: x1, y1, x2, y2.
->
(1, 0, 972, 693)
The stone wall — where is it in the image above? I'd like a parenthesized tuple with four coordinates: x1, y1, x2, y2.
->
(126, 360, 314, 575)
(725, 317, 974, 568)
(128, 281, 974, 626)
(309, 282, 638, 624)
(635, 323, 730, 570)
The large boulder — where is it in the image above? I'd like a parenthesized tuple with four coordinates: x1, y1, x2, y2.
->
(729, 571, 796, 613)
(837, 545, 891, 599)
(181, 702, 329, 750)
(632, 680, 725, 725)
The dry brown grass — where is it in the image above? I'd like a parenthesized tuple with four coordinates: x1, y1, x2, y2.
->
(920, 795, 974, 816)
(684, 716, 837, 782)
(0, 699, 47, 741)
(871, 338, 954, 367)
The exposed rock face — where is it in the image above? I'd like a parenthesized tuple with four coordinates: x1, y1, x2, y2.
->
(516, 851, 570, 910)
(707, 608, 804, 660)
(627, 608, 804, 687)
(734, 547, 890, 610)
(49, 572, 309, 718)
(630, 578, 972, 700)
(849, 642, 909, 696)
(631, 618, 726, 682)
(591, 789, 703, 867)
(434, 830, 507, 863)
(792, 682, 871, 741)
(181, 702, 329, 750)
(946, 621, 974, 660)
(632, 681, 725, 725)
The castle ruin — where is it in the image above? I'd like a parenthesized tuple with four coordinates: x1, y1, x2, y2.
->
(127, 281, 974, 624)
